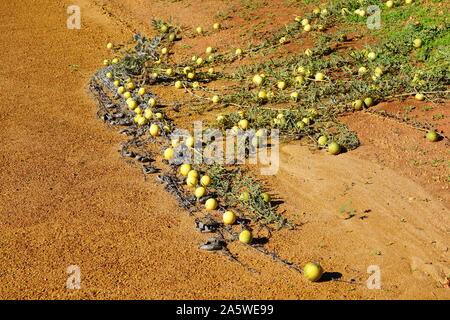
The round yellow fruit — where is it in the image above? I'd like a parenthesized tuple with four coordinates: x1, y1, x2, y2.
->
(374, 67, 383, 77)
(113, 80, 120, 87)
(327, 142, 341, 155)
(301, 18, 309, 26)
(303, 24, 312, 32)
(303, 262, 324, 282)
(166, 68, 174, 76)
(295, 75, 305, 83)
(205, 198, 218, 210)
(290, 92, 299, 100)
(127, 100, 137, 110)
(235, 48, 243, 56)
(302, 117, 311, 125)
(200, 175, 211, 187)
(175, 81, 183, 89)
(426, 130, 439, 142)
(239, 230, 252, 244)
(368, 52, 377, 60)
(180, 164, 192, 176)
(187, 170, 199, 179)
(297, 66, 306, 74)
(103, 59, 110, 66)
(238, 119, 249, 130)
(155, 112, 164, 119)
(239, 191, 250, 202)
(212, 95, 221, 104)
(308, 108, 319, 118)
(223, 211, 237, 225)
(305, 49, 313, 56)
(256, 129, 265, 137)
(187, 72, 195, 80)
(196, 26, 203, 34)
(413, 38, 422, 48)
(171, 138, 180, 147)
(213, 23, 221, 30)
(148, 98, 157, 106)
(261, 193, 271, 203)
(185, 136, 195, 148)
(149, 124, 160, 137)
(137, 116, 147, 126)
(164, 148, 174, 160)
(258, 90, 268, 100)
(358, 66, 368, 75)
(364, 97, 374, 107)
(183, 66, 192, 74)
(123, 91, 131, 99)
(253, 74, 264, 86)
(106, 72, 113, 79)
(111, 58, 119, 64)
(318, 136, 328, 146)
(206, 46, 214, 54)
(186, 176, 198, 187)
(117, 86, 126, 95)
(195, 187, 206, 198)
(353, 99, 364, 110)
(192, 81, 200, 89)
(161, 47, 168, 55)
(386, 0, 394, 8)
(315, 72, 325, 81)
(144, 109, 153, 120)
(415, 93, 425, 101)
(208, 68, 215, 75)
(277, 81, 287, 90)
(126, 97, 134, 104)
(126, 82, 136, 90)
(296, 121, 305, 129)
(196, 57, 204, 65)
(138, 88, 147, 95)
(135, 107, 143, 115)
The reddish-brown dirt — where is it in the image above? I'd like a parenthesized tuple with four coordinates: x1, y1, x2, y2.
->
(0, 0, 448, 300)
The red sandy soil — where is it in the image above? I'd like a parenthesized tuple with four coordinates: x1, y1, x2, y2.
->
(0, 0, 448, 299)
